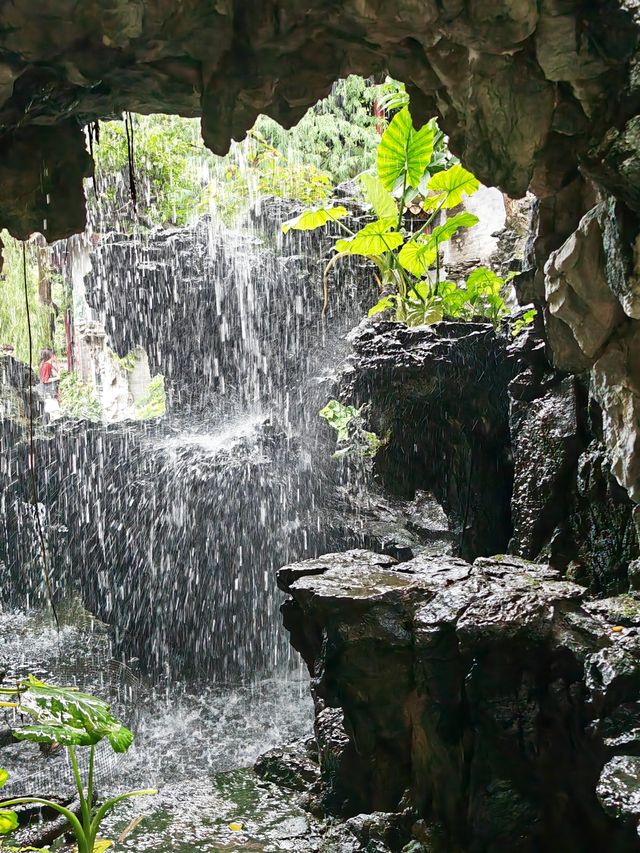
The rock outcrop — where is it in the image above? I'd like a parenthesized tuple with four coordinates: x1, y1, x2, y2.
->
(279, 548, 640, 851)
(337, 320, 516, 560)
(0, 1, 637, 249)
(335, 319, 639, 590)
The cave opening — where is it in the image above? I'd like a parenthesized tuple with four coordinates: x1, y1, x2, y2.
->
(0, 2, 639, 849)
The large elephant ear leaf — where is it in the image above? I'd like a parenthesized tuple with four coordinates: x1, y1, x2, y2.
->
(377, 108, 435, 191)
(358, 173, 397, 220)
(281, 206, 348, 233)
(424, 164, 480, 210)
(398, 237, 437, 277)
(335, 219, 403, 256)
(427, 211, 479, 246)
(15, 676, 134, 754)
(0, 809, 18, 834)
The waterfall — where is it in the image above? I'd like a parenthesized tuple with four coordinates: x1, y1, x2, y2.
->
(0, 199, 370, 681)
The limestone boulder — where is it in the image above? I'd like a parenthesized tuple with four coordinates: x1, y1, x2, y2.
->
(544, 202, 626, 368)
(279, 548, 640, 850)
(592, 324, 640, 503)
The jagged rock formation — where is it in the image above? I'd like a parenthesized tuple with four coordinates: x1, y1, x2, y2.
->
(338, 320, 516, 560)
(278, 548, 640, 852)
(0, 1, 637, 234)
(0, 1, 638, 506)
(335, 319, 639, 590)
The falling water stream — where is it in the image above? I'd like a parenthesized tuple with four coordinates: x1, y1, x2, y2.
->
(0, 189, 371, 848)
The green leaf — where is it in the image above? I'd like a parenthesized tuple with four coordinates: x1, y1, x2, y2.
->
(400, 211, 479, 276)
(427, 211, 479, 245)
(13, 723, 101, 748)
(335, 219, 403, 256)
(398, 237, 437, 277)
(319, 400, 360, 442)
(441, 287, 470, 317)
(358, 174, 397, 220)
(403, 298, 443, 326)
(377, 108, 435, 191)
(281, 206, 348, 233)
(0, 768, 8, 790)
(0, 809, 18, 834)
(14, 676, 134, 754)
(368, 295, 396, 317)
(425, 164, 480, 210)
(465, 266, 502, 296)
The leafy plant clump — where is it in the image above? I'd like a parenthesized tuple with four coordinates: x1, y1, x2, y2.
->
(135, 374, 166, 421)
(282, 104, 512, 328)
(512, 307, 537, 337)
(0, 676, 156, 853)
(319, 399, 387, 458)
(58, 371, 103, 421)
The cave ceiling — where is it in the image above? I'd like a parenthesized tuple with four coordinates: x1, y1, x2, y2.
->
(0, 0, 637, 242)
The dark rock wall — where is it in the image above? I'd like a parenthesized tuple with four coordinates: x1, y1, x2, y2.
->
(338, 320, 515, 561)
(0, 1, 637, 241)
(278, 549, 640, 851)
(335, 319, 639, 590)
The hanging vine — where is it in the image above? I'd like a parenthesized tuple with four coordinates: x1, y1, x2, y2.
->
(124, 112, 138, 212)
(22, 240, 59, 629)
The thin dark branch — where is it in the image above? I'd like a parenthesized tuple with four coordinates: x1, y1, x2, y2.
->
(22, 241, 59, 630)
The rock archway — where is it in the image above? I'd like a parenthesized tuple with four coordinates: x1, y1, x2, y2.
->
(1, 0, 639, 499)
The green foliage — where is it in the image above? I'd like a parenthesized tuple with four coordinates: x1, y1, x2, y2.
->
(58, 371, 102, 421)
(335, 219, 404, 256)
(281, 206, 348, 234)
(375, 77, 410, 114)
(424, 163, 481, 210)
(512, 307, 537, 337)
(319, 399, 360, 442)
(0, 677, 155, 853)
(371, 269, 513, 327)
(92, 77, 381, 228)
(319, 399, 386, 458)
(135, 374, 166, 421)
(254, 76, 379, 185)
(92, 114, 205, 228)
(10, 675, 133, 752)
(377, 108, 435, 192)
(280, 96, 516, 329)
(358, 174, 397, 220)
(0, 233, 65, 367)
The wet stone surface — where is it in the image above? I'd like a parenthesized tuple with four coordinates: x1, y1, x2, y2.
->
(279, 549, 640, 851)
(0, 604, 319, 852)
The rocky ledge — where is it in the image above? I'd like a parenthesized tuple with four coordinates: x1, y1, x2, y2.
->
(278, 549, 640, 852)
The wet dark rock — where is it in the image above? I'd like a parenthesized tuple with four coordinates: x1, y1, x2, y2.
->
(509, 376, 584, 558)
(279, 548, 640, 850)
(338, 489, 456, 563)
(509, 355, 639, 592)
(337, 320, 516, 560)
(254, 738, 320, 792)
(334, 318, 638, 591)
(597, 756, 640, 834)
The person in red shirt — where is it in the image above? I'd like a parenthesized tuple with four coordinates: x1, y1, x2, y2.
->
(39, 349, 59, 398)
